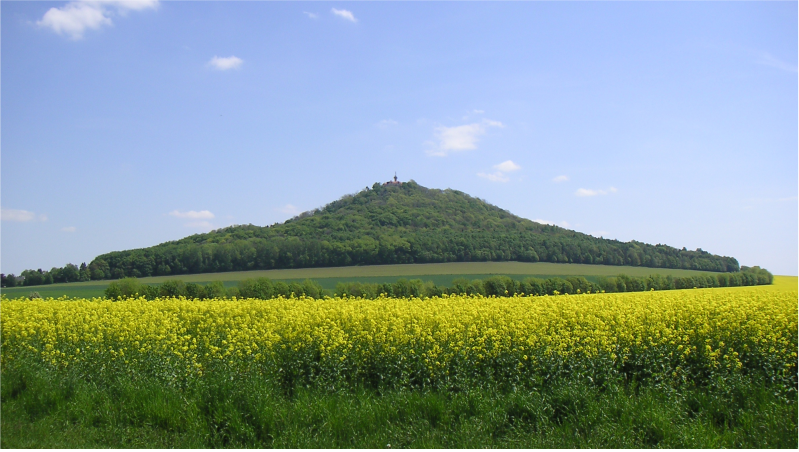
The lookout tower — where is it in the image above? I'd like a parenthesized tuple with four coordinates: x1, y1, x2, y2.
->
(383, 172, 402, 186)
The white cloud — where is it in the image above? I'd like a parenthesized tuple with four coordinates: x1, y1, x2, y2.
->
(208, 55, 243, 71)
(1, 209, 36, 222)
(494, 160, 521, 173)
(590, 231, 609, 237)
(303, 11, 319, 19)
(331, 8, 357, 22)
(473, 109, 485, 114)
(482, 119, 505, 128)
(62, 226, 77, 232)
(169, 210, 215, 219)
(434, 124, 484, 154)
(575, 187, 618, 197)
(280, 204, 301, 215)
(552, 175, 569, 183)
(477, 171, 509, 183)
(575, 188, 600, 197)
(477, 160, 520, 183)
(377, 119, 398, 128)
(428, 119, 504, 157)
(757, 52, 797, 73)
(37, 0, 158, 40)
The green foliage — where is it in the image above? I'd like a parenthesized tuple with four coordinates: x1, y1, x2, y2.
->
(2, 360, 795, 448)
(100, 269, 775, 301)
(1, 273, 19, 288)
(102, 278, 228, 300)
(104, 278, 144, 299)
(238, 278, 275, 299)
(742, 266, 774, 285)
(159, 280, 186, 298)
(84, 182, 743, 280)
(202, 281, 226, 299)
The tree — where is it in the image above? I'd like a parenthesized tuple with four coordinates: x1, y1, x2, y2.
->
(104, 277, 143, 299)
(79, 263, 91, 282)
(21, 269, 44, 286)
(203, 281, 226, 299)
(159, 280, 186, 297)
(1, 274, 17, 288)
(60, 263, 80, 283)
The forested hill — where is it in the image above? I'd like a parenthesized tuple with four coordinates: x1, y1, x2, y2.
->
(86, 181, 739, 280)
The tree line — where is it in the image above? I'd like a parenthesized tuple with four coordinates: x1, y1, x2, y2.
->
(2, 263, 92, 288)
(92, 266, 772, 301)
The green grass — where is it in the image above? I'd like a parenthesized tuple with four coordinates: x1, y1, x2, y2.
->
(1, 261, 719, 298)
(2, 359, 795, 448)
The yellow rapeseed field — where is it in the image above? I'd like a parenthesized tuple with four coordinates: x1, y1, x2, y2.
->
(2, 277, 796, 389)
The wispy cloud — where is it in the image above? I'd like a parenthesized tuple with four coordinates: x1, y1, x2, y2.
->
(1, 208, 47, 222)
(62, 226, 77, 233)
(377, 119, 398, 129)
(331, 8, 357, 22)
(757, 52, 798, 73)
(427, 119, 504, 157)
(280, 204, 301, 215)
(473, 109, 485, 114)
(552, 175, 569, 183)
(303, 11, 319, 19)
(575, 187, 618, 197)
(37, 0, 159, 40)
(169, 210, 215, 219)
(740, 195, 799, 210)
(477, 171, 509, 183)
(208, 55, 243, 71)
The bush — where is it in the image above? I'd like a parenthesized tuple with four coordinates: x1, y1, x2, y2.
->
(104, 277, 143, 299)
(203, 281, 226, 299)
(159, 280, 186, 298)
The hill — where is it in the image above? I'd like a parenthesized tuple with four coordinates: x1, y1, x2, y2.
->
(82, 180, 740, 280)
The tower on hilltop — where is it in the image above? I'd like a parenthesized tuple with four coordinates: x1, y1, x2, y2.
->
(383, 172, 402, 186)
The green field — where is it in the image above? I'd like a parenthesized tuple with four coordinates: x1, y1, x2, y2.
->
(1, 261, 720, 299)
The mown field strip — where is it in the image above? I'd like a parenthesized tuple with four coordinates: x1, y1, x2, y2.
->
(0, 261, 722, 298)
(136, 261, 719, 282)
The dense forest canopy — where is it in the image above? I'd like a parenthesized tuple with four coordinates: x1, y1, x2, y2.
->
(81, 181, 740, 280)
(3, 181, 742, 286)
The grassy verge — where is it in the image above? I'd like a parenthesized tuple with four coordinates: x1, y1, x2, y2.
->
(2, 360, 795, 448)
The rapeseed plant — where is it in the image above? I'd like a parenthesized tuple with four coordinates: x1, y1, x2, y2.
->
(2, 283, 796, 392)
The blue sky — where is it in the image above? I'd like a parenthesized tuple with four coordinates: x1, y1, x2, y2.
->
(2, 1, 797, 276)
